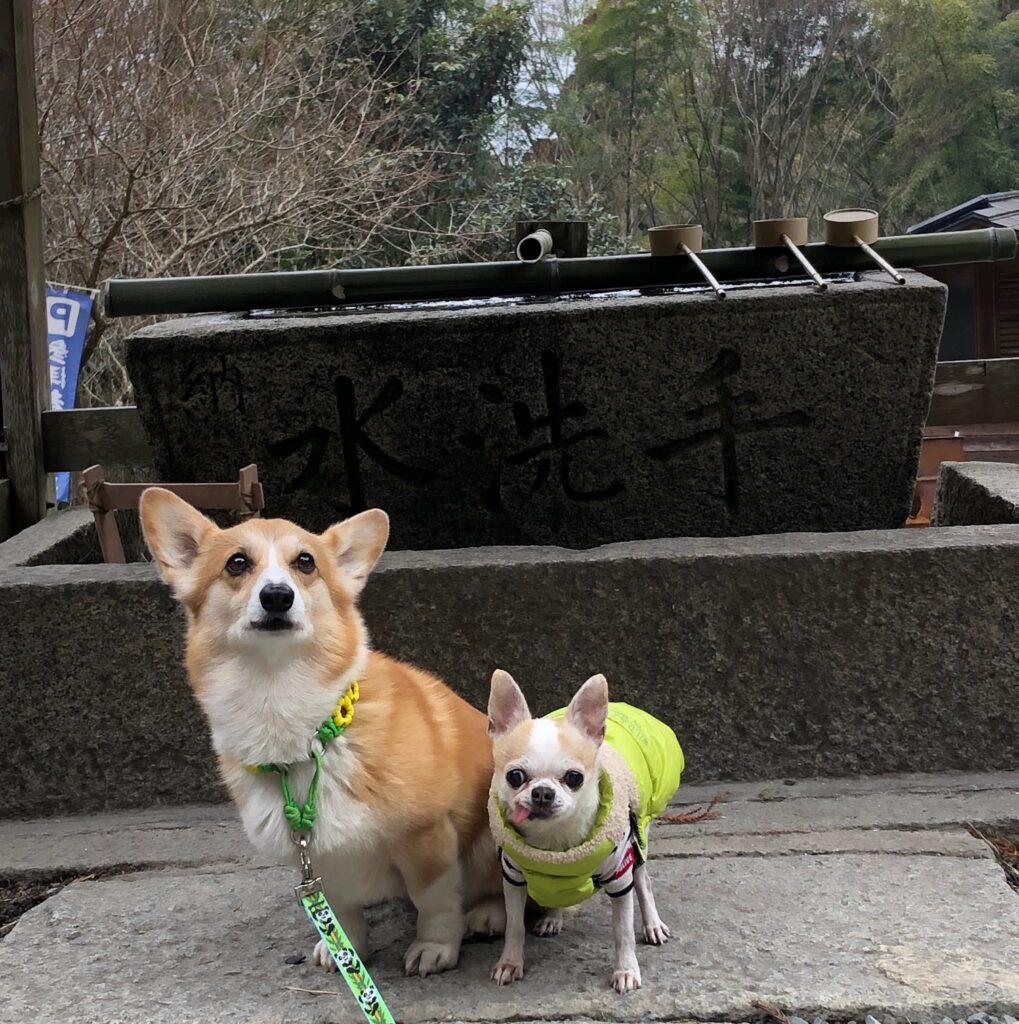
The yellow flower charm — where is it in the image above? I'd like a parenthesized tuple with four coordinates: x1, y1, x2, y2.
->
(333, 696, 354, 728)
(330, 680, 360, 729)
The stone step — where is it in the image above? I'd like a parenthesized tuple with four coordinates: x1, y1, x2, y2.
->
(2, 772, 1018, 1024)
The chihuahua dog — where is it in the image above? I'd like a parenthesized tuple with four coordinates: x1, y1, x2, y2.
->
(140, 490, 504, 977)
(486, 670, 683, 993)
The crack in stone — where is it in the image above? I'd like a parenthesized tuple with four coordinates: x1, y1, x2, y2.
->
(656, 820, 1019, 838)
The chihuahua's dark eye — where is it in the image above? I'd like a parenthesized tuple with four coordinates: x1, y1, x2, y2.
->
(505, 768, 527, 789)
(563, 770, 584, 790)
(225, 553, 249, 576)
(294, 552, 315, 575)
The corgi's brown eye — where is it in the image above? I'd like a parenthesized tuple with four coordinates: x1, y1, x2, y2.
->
(506, 769, 527, 789)
(225, 553, 249, 576)
(563, 770, 584, 790)
(295, 552, 315, 575)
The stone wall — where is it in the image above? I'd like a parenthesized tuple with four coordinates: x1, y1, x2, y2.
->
(0, 508, 150, 568)
(933, 462, 1019, 526)
(125, 274, 945, 548)
(3, 524, 1019, 818)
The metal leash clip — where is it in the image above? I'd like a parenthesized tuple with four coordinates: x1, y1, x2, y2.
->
(292, 831, 318, 893)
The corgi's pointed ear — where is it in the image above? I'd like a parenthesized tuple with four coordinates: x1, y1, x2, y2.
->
(488, 669, 531, 737)
(321, 509, 389, 596)
(139, 488, 214, 592)
(565, 674, 608, 744)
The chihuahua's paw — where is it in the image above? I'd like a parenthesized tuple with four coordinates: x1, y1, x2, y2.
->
(491, 957, 524, 985)
(465, 897, 506, 938)
(313, 939, 339, 972)
(532, 909, 564, 937)
(404, 939, 459, 977)
(642, 919, 671, 945)
(611, 966, 642, 994)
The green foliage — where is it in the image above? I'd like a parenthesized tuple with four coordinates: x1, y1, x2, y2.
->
(548, 0, 1019, 244)
(861, 0, 1019, 226)
(333, 0, 530, 157)
(169, 0, 1019, 256)
(558, 0, 701, 234)
(407, 161, 625, 263)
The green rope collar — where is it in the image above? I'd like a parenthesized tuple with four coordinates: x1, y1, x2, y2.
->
(246, 679, 359, 833)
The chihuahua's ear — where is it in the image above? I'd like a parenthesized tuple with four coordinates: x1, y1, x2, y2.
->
(488, 669, 531, 737)
(565, 674, 609, 744)
(321, 509, 390, 596)
(139, 488, 215, 594)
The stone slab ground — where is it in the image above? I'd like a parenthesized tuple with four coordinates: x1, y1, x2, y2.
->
(2, 772, 1017, 1024)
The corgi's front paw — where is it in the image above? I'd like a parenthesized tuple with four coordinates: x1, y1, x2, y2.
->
(642, 919, 670, 945)
(611, 966, 642, 994)
(313, 939, 338, 972)
(532, 909, 563, 937)
(404, 939, 459, 977)
(491, 956, 524, 985)
(465, 897, 506, 938)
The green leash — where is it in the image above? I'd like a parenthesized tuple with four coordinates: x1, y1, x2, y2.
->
(294, 839, 396, 1024)
(250, 682, 397, 1024)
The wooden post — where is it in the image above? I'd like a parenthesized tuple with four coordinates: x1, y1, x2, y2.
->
(237, 464, 262, 519)
(0, 478, 10, 541)
(0, 0, 48, 531)
(82, 464, 126, 564)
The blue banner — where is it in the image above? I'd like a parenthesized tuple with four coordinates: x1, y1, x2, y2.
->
(46, 286, 93, 505)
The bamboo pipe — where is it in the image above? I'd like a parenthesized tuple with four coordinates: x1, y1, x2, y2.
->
(516, 229, 554, 263)
(103, 227, 1017, 317)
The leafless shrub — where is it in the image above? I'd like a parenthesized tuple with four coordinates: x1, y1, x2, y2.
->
(35, 0, 444, 405)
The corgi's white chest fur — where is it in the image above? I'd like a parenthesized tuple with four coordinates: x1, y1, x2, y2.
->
(230, 742, 383, 860)
(201, 651, 364, 765)
(204, 650, 385, 866)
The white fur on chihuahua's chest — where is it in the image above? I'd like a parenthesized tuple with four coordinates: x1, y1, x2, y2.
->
(140, 492, 503, 977)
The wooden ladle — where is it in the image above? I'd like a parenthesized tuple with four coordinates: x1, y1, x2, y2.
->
(823, 209, 905, 284)
(753, 217, 826, 290)
(648, 224, 725, 298)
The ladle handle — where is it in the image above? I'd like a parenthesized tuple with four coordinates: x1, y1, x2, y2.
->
(781, 234, 827, 290)
(682, 244, 726, 298)
(855, 237, 906, 284)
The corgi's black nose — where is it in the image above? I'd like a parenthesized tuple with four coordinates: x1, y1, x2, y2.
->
(531, 785, 555, 807)
(260, 583, 295, 613)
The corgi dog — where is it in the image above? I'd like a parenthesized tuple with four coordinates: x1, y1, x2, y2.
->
(139, 489, 503, 977)
(486, 671, 683, 993)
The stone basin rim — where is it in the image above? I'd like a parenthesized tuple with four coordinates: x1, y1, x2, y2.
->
(5, 521, 1019, 582)
(126, 269, 944, 341)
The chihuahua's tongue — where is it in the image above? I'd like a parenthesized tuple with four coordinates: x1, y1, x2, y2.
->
(510, 805, 531, 825)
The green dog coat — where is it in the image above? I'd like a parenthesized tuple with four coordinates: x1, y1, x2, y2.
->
(488, 703, 684, 909)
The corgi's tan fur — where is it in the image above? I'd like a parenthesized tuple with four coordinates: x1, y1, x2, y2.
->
(140, 489, 502, 977)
